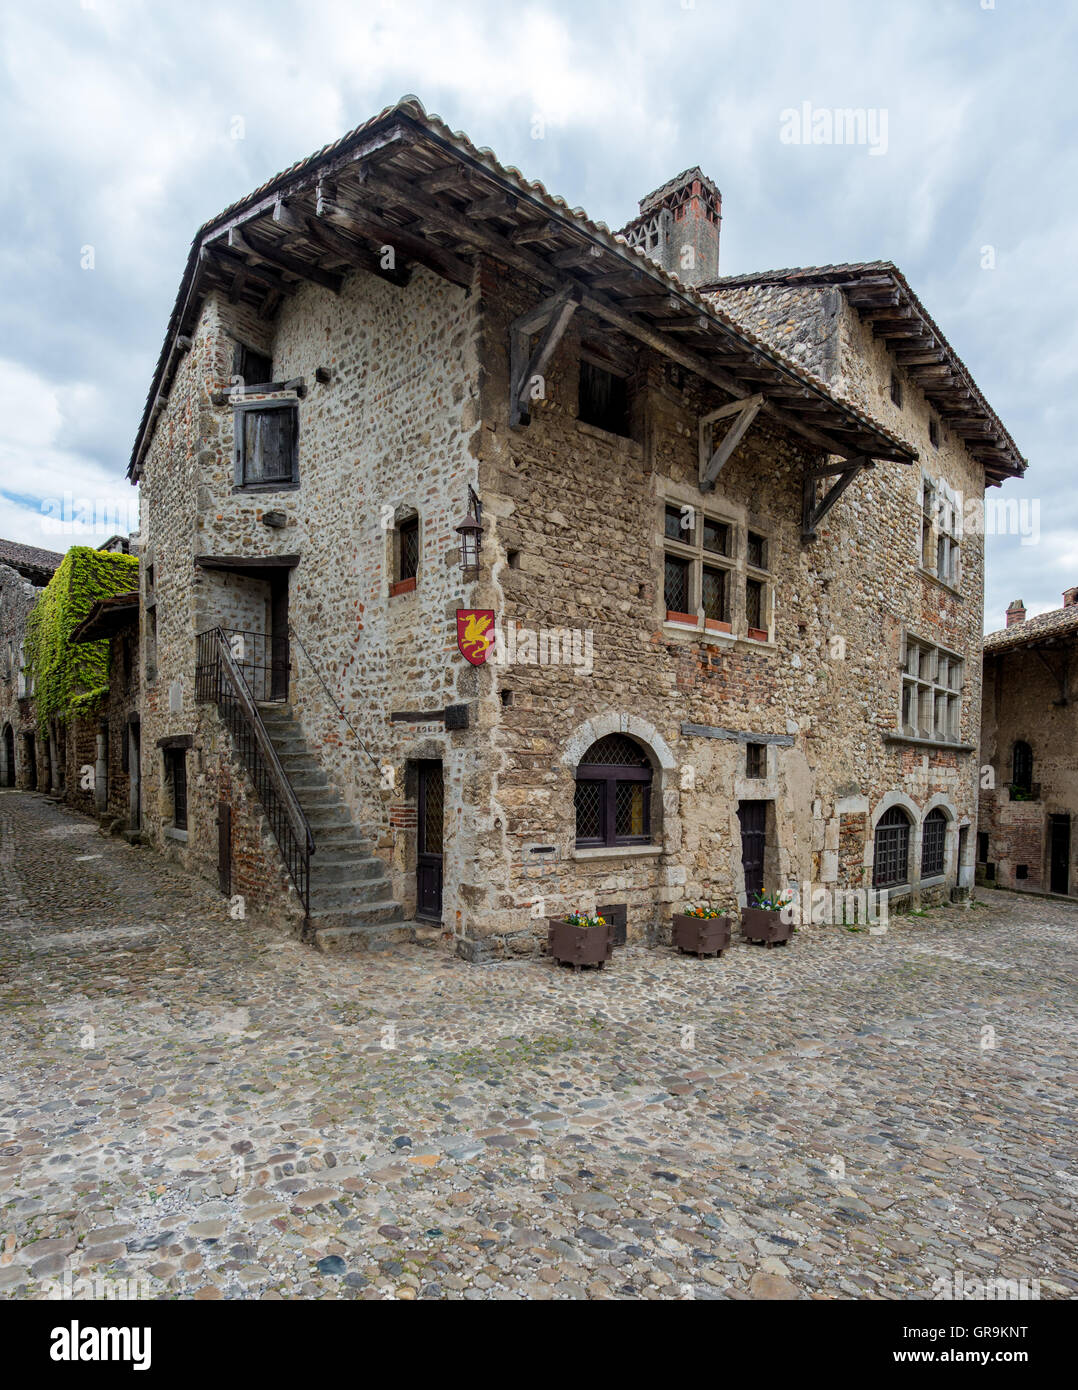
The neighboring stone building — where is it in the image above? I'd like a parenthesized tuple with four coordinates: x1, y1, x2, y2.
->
(0, 538, 66, 790)
(126, 97, 1026, 956)
(978, 592, 1078, 897)
(21, 544, 140, 819)
(68, 589, 142, 831)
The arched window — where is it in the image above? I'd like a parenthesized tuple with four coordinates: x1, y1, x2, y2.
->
(574, 734, 652, 847)
(1012, 741, 1033, 793)
(921, 808, 947, 878)
(873, 806, 911, 888)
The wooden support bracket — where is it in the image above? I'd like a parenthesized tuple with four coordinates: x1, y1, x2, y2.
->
(801, 456, 873, 540)
(698, 394, 764, 490)
(509, 284, 580, 427)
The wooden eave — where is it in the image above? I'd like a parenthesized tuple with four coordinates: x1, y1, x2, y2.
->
(705, 262, 1025, 486)
(129, 100, 917, 482)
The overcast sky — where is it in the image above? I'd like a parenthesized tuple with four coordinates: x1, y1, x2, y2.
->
(1, 0, 1073, 628)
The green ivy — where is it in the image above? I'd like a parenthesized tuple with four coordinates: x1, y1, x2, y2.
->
(24, 546, 139, 732)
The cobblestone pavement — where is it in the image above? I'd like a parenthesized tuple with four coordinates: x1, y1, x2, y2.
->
(1, 790, 1075, 1301)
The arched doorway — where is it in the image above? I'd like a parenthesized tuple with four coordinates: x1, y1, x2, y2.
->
(1, 724, 14, 787)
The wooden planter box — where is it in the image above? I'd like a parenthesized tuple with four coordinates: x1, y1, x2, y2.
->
(740, 907, 793, 947)
(672, 913, 731, 958)
(548, 917, 614, 970)
(747, 626, 769, 642)
(665, 610, 697, 627)
(704, 618, 732, 634)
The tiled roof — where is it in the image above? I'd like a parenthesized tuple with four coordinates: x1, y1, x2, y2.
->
(0, 538, 66, 578)
(704, 262, 1025, 482)
(129, 97, 920, 480)
(984, 604, 1078, 653)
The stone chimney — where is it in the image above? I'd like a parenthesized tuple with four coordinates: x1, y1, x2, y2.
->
(1063, 587, 1078, 608)
(618, 167, 721, 288)
(1005, 599, 1026, 627)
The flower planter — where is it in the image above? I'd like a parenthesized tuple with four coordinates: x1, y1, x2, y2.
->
(740, 906, 793, 947)
(747, 626, 769, 642)
(665, 610, 697, 627)
(548, 917, 614, 970)
(672, 913, 731, 958)
(704, 618, 731, 634)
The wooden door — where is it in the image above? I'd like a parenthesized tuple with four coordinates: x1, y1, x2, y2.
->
(738, 800, 768, 899)
(218, 800, 232, 897)
(1050, 814, 1070, 895)
(416, 761, 444, 920)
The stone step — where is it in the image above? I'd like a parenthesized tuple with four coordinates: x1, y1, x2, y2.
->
(308, 898, 405, 928)
(312, 922, 418, 955)
(292, 786, 340, 809)
(287, 770, 328, 790)
(309, 858, 383, 885)
(303, 807, 356, 830)
(309, 877, 394, 911)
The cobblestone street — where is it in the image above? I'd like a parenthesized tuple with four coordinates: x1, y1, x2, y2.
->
(1, 790, 1075, 1301)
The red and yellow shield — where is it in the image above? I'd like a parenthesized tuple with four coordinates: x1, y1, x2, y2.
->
(456, 609, 494, 665)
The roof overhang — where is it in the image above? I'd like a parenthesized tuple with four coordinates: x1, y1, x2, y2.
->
(128, 99, 918, 482)
(705, 263, 1025, 485)
(69, 592, 139, 644)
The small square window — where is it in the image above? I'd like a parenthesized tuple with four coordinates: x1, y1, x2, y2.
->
(703, 517, 730, 555)
(234, 343, 273, 390)
(665, 504, 693, 543)
(579, 359, 630, 437)
(235, 404, 298, 487)
(1016, 864, 1028, 880)
(890, 373, 903, 409)
(746, 742, 766, 779)
(747, 531, 767, 569)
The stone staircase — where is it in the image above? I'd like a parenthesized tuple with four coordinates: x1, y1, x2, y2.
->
(257, 703, 415, 953)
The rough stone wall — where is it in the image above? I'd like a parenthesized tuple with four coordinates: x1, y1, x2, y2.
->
(459, 259, 984, 957)
(138, 263, 483, 925)
(58, 627, 140, 825)
(0, 563, 49, 790)
(980, 642, 1078, 894)
(713, 285, 841, 384)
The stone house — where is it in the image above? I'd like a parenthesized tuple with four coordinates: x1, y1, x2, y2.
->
(127, 97, 1025, 956)
(16, 544, 140, 825)
(67, 588, 142, 831)
(0, 538, 65, 790)
(978, 592, 1078, 896)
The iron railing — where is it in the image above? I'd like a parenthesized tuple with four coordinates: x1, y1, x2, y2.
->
(195, 627, 289, 704)
(195, 626, 314, 916)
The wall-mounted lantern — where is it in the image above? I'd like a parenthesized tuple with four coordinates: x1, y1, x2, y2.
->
(455, 487, 483, 574)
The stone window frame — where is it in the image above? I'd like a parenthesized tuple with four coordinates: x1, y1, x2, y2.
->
(563, 714, 675, 862)
(900, 631, 963, 743)
(919, 472, 961, 589)
(660, 499, 772, 642)
(232, 397, 300, 493)
(573, 734, 654, 849)
(388, 505, 421, 597)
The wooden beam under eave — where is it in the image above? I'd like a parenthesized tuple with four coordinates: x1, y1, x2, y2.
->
(509, 285, 580, 427)
(802, 457, 871, 541)
(297, 213, 412, 288)
(360, 166, 899, 463)
(227, 227, 343, 293)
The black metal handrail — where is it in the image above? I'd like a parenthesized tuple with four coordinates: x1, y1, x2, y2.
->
(288, 623, 382, 778)
(195, 626, 314, 916)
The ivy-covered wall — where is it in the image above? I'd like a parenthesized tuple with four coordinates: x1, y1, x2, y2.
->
(25, 546, 139, 731)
